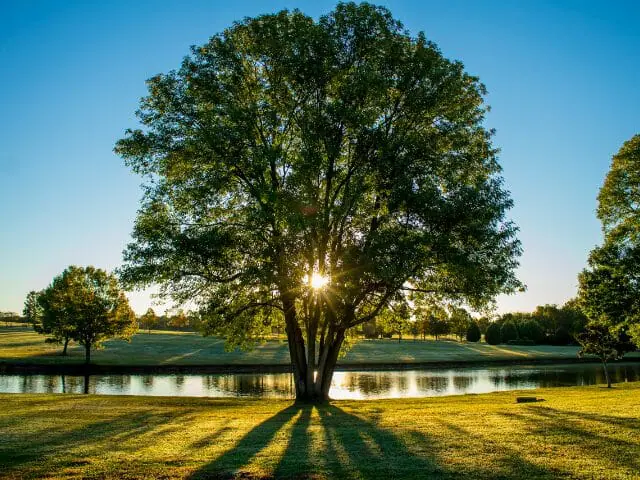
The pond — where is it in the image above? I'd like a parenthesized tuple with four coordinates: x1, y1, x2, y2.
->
(0, 362, 638, 399)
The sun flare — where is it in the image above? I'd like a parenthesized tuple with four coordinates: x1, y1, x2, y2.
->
(309, 272, 329, 290)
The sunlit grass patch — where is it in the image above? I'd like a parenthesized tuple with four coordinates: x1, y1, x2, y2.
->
(0, 383, 638, 479)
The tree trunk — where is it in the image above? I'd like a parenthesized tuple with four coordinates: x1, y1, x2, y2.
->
(602, 359, 611, 388)
(62, 337, 70, 356)
(317, 329, 345, 400)
(84, 342, 91, 365)
(288, 327, 345, 403)
(282, 297, 307, 398)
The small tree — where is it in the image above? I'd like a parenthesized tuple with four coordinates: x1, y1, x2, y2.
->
(466, 322, 481, 342)
(449, 306, 472, 341)
(39, 266, 138, 364)
(26, 288, 75, 355)
(168, 310, 190, 330)
(576, 321, 635, 388)
(500, 320, 518, 343)
(423, 306, 450, 340)
(476, 316, 491, 335)
(139, 308, 158, 333)
(409, 320, 420, 340)
(518, 319, 544, 344)
(485, 323, 501, 345)
(377, 301, 410, 342)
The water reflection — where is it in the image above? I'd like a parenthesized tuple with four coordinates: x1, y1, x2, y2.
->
(0, 363, 638, 399)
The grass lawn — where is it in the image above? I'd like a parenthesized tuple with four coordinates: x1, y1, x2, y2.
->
(0, 383, 638, 479)
(1, 327, 629, 367)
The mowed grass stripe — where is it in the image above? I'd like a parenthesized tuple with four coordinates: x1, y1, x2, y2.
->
(1, 328, 627, 366)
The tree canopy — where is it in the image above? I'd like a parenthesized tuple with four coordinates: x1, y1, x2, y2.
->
(28, 266, 137, 364)
(579, 134, 640, 347)
(116, 2, 522, 400)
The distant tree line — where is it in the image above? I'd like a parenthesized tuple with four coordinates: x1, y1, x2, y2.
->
(138, 308, 203, 333)
(360, 305, 483, 343)
(484, 301, 588, 346)
(0, 312, 29, 326)
(356, 300, 589, 347)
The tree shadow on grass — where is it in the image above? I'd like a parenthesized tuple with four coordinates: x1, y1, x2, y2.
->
(498, 406, 640, 474)
(0, 407, 195, 478)
(188, 403, 560, 480)
(188, 404, 303, 479)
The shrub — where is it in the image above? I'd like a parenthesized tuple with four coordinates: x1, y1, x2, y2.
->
(518, 320, 544, 344)
(500, 320, 518, 343)
(466, 322, 481, 342)
(551, 326, 572, 346)
(485, 323, 501, 345)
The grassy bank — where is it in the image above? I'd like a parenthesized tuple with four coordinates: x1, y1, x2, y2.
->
(2, 327, 629, 369)
(0, 383, 638, 479)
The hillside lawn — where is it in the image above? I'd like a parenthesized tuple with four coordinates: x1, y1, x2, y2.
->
(1, 327, 632, 367)
(0, 383, 638, 479)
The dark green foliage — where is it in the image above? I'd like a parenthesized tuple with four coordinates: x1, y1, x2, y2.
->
(550, 326, 572, 346)
(466, 322, 481, 342)
(500, 320, 518, 343)
(22, 292, 41, 328)
(139, 308, 158, 333)
(476, 316, 490, 334)
(25, 288, 75, 355)
(377, 301, 411, 341)
(579, 135, 640, 348)
(362, 321, 379, 339)
(449, 306, 472, 341)
(485, 323, 501, 345)
(426, 317, 451, 341)
(532, 303, 587, 342)
(115, 2, 522, 400)
(577, 321, 636, 387)
(31, 266, 138, 364)
(518, 320, 544, 344)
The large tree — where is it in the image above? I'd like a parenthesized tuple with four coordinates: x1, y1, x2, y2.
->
(579, 135, 640, 347)
(116, 3, 522, 401)
(35, 266, 137, 364)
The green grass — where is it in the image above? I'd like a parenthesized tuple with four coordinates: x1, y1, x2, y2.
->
(1, 327, 626, 367)
(0, 383, 638, 479)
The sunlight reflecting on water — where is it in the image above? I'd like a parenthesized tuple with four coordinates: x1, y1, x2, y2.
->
(0, 363, 638, 399)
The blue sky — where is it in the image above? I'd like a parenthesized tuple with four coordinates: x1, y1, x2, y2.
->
(1, 0, 638, 315)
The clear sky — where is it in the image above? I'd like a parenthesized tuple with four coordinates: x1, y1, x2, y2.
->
(1, 0, 638, 315)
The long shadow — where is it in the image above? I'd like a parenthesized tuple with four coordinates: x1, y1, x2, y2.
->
(189, 402, 568, 479)
(430, 417, 561, 479)
(315, 404, 444, 479)
(501, 406, 640, 473)
(0, 408, 194, 477)
(189, 404, 301, 479)
(531, 405, 640, 432)
(272, 406, 313, 479)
